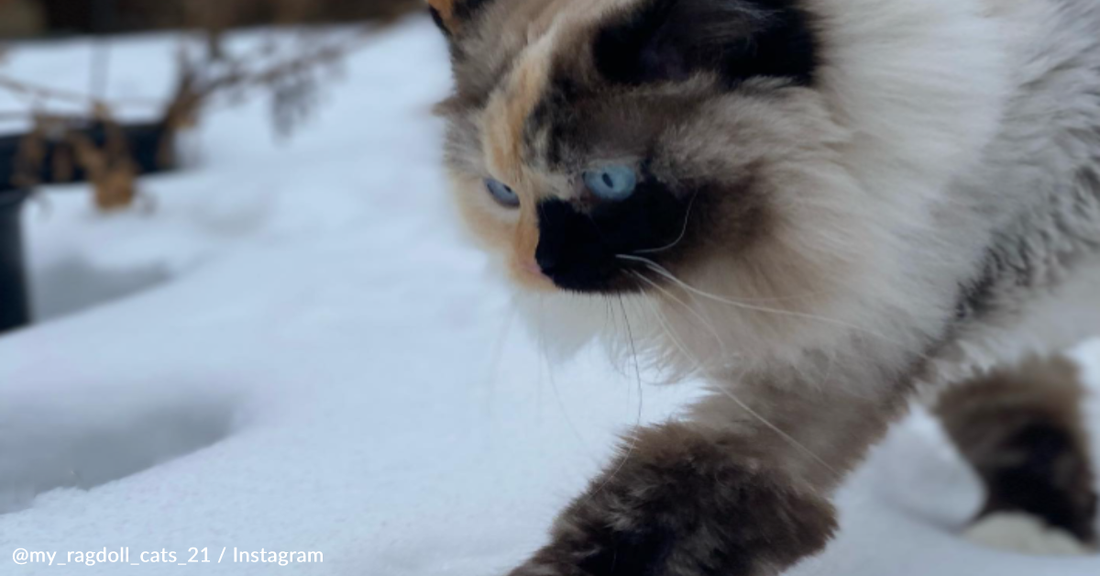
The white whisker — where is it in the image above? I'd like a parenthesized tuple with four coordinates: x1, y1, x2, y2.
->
(634, 191, 699, 255)
(712, 385, 843, 481)
(630, 270, 732, 362)
(619, 254, 907, 349)
(623, 254, 826, 304)
(480, 300, 516, 417)
(591, 297, 646, 497)
(536, 298, 589, 453)
(632, 270, 840, 481)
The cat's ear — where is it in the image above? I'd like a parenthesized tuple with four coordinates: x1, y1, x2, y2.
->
(592, 0, 817, 87)
(427, 0, 491, 38)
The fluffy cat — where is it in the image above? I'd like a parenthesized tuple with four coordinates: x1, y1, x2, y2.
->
(430, 0, 1100, 573)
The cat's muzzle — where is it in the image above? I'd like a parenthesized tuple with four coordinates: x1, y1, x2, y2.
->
(534, 189, 691, 293)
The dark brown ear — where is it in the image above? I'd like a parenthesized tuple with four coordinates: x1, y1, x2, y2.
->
(427, 0, 492, 37)
(593, 0, 818, 88)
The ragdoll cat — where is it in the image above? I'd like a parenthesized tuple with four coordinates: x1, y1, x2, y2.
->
(430, 0, 1100, 573)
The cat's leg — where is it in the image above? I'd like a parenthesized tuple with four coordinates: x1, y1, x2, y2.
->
(935, 356, 1098, 552)
(508, 373, 907, 576)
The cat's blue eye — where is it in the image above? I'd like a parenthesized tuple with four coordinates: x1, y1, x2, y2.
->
(485, 178, 520, 208)
(583, 165, 637, 202)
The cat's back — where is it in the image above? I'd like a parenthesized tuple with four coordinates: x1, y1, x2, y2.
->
(936, 0, 1100, 381)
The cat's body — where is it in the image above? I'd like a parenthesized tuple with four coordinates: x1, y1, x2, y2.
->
(431, 0, 1100, 573)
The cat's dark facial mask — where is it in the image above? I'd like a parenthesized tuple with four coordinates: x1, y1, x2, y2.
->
(532, 163, 699, 293)
(434, 0, 818, 294)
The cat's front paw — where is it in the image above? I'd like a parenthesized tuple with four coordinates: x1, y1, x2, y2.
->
(509, 424, 837, 576)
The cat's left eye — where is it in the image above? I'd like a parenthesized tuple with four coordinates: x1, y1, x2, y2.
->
(584, 165, 637, 202)
(485, 178, 520, 208)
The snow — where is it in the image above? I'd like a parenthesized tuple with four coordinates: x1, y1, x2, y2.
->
(1, 17, 1099, 575)
(966, 514, 1094, 556)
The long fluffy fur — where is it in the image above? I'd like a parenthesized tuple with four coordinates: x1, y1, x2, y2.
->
(433, 0, 1100, 572)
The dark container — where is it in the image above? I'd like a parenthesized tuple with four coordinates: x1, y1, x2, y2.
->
(0, 189, 29, 333)
(0, 121, 173, 189)
(0, 121, 177, 334)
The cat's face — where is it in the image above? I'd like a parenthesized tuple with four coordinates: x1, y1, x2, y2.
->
(435, 0, 831, 294)
(432, 0, 1007, 364)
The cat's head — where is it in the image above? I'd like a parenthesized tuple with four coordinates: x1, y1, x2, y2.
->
(432, 0, 1008, 368)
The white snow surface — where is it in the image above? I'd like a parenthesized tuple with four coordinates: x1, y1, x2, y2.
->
(1, 18, 1099, 576)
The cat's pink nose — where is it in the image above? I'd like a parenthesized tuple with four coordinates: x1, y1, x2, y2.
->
(523, 260, 548, 279)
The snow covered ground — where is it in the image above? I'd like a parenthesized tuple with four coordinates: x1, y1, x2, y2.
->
(1, 17, 1098, 576)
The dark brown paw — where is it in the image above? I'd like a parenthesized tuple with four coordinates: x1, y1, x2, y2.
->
(980, 421, 1098, 544)
(511, 424, 837, 576)
(937, 356, 1098, 545)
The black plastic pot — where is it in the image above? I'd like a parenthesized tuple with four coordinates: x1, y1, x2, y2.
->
(0, 121, 174, 189)
(0, 189, 30, 333)
(0, 121, 177, 334)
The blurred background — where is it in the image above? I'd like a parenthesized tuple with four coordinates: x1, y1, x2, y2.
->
(0, 0, 423, 334)
(0, 0, 419, 37)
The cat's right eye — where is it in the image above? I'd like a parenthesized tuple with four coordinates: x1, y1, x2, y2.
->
(485, 178, 520, 208)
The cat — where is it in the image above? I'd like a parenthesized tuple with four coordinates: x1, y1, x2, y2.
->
(429, 0, 1100, 573)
